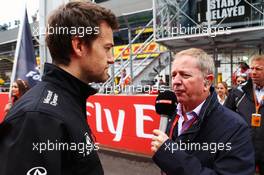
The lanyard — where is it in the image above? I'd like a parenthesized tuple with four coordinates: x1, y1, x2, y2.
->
(169, 105, 187, 138)
(253, 89, 261, 114)
(169, 113, 197, 138)
(169, 115, 180, 138)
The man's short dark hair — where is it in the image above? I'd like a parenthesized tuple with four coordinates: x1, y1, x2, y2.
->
(46, 1, 119, 65)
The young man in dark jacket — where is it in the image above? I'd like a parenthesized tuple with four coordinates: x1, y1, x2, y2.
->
(225, 55, 264, 175)
(151, 48, 254, 175)
(0, 1, 118, 175)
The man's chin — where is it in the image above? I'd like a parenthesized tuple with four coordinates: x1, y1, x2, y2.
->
(95, 75, 109, 83)
(252, 79, 260, 85)
(177, 98, 185, 104)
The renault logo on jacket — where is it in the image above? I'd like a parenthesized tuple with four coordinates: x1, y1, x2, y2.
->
(27, 167, 47, 175)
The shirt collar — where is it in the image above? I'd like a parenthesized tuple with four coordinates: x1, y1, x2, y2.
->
(217, 95, 227, 105)
(254, 84, 264, 91)
(177, 100, 206, 118)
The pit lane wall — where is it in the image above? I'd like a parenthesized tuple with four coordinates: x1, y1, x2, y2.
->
(0, 93, 159, 156)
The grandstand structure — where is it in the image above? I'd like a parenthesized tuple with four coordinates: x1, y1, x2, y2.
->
(0, 0, 264, 92)
(153, 0, 264, 84)
(100, 0, 264, 92)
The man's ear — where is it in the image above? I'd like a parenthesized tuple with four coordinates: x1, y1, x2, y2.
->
(205, 74, 214, 87)
(204, 74, 214, 87)
(71, 37, 83, 57)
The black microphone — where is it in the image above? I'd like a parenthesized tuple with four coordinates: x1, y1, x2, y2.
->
(155, 90, 177, 132)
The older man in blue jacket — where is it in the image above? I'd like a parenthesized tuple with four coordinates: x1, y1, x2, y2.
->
(151, 48, 254, 175)
(225, 54, 264, 174)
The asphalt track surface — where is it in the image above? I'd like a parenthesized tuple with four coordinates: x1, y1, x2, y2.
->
(98, 150, 160, 175)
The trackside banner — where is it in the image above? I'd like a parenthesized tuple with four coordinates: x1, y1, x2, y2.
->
(0, 93, 159, 155)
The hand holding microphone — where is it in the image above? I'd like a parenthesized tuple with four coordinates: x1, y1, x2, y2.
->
(151, 91, 177, 153)
(151, 129, 169, 153)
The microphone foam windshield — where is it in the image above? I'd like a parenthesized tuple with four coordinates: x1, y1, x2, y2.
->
(155, 90, 177, 116)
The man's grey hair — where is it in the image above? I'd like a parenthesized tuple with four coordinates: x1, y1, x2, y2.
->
(249, 55, 264, 65)
(175, 48, 215, 77)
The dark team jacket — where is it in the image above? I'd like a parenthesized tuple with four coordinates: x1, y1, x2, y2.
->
(152, 87, 255, 175)
(224, 78, 264, 161)
(0, 63, 103, 175)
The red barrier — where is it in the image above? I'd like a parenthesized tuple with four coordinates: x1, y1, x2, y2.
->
(0, 93, 8, 123)
(0, 93, 159, 155)
(87, 95, 159, 155)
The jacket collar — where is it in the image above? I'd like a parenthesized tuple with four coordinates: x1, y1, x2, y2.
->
(198, 86, 219, 121)
(241, 78, 254, 102)
(42, 63, 97, 102)
(178, 86, 219, 140)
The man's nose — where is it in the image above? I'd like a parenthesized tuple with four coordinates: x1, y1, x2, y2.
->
(251, 68, 257, 75)
(172, 75, 182, 85)
(107, 54, 114, 64)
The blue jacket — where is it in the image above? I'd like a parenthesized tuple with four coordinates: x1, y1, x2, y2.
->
(152, 87, 255, 175)
(225, 79, 264, 162)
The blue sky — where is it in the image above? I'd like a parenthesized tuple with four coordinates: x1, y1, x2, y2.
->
(0, 0, 39, 27)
